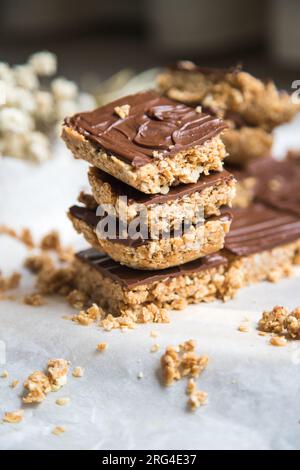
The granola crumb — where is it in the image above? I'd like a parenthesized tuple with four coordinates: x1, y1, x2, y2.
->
(137, 372, 144, 379)
(0, 272, 21, 292)
(72, 303, 104, 325)
(52, 425, 66, 435)
(66, 289, 87, 309)
(47, 358, 69, 391)
(187, 390, 208, 411)
(238, 323, 249, 333)
(270, 336, 288, 347)
(1, 370, 9, 379)
(23, 292, 46, 306)
(23, 370, 51, 404)
(40, 230, 61, 251)
(186, 378, 197, 396)
(160, 340, 208, 386)
(150, 330, 158, 338)
(55, 397, 70, 406)
(100, 314, 137, 331)
(97, 342, 107, 352)
(72, 366, 84, 378)
(150, 343, 160, 353)
(258, 331, 268, 337)
(10, 379, 19, 389)
(258, 305, 288, 335)
(0, 225, 34, 249)
(3, 409, 24, 424)
(114, 104, 130, 119)
(195, 105, 202, 113)
(285, 307, 300, 339)
(24, 253, 53, 273)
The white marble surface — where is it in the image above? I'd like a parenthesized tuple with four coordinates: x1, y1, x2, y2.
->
(0, 116, 300, 450)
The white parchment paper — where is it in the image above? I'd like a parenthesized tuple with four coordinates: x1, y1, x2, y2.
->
(0, 116, 300, 450)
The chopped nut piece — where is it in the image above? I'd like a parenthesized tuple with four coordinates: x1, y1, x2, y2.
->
(186, 378, 196, 396)
(47, 359, 69, 391)
(187, 391, 208, 411)
(52, 425, 66, 435)
(3, 409, 24, 424)
(72, 366, 84, 378)
(55, 397, 70, 406)
(270, 336, 288, 347)
(97, 342, 107, 352)
(10, 379, 19, 389)
(114, 104, 130, 119)
(23, 293, 46, 306)
(195, 105, 202, 113)
(258, 331, 268, 337)
(258, 306, 288, 335)
(150, 330, 158, 338)
(150, 343, 160, 353)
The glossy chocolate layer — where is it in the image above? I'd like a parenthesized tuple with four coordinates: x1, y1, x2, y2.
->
(225, 203, 300, 256)
(65, 90, 227, 168)
(248, 158, 300, 216)
(91, 167, 235, 206)
(69, 205, 232, 248)
(76, 248, 227, 288)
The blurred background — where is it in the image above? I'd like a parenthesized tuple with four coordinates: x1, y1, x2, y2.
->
(0, 0, 299, 90)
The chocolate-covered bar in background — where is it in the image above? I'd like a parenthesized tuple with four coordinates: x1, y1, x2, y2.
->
(62, 91, 228, 194)
(157, 61, 300, 166)
(68, 203, 232, 270)
(88, 167, 236, 233)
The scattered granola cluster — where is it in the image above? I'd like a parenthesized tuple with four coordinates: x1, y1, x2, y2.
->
(258, 305, 300, 342)
(3, 409, 24, 424)
(72, 303, 104, 326)
(160, 340, 209, 411)
(23, 358, 69, 404)
(0, 51, 95, 162)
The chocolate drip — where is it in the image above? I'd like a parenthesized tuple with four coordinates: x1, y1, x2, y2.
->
(65, 91, 227, 168)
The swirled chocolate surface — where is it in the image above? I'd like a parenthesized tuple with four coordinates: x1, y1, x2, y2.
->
(65, 90, 227, 168)
(225, 203, 300, 256)
(76, 248, 227, 288)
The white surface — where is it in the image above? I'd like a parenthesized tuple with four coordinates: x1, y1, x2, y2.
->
(0, 119, 300, 450)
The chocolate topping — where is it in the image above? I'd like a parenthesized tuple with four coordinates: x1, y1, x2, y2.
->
(69, 205, 232, 248)
(76, 248, 227, 288)
(225, 203, 300, 256)
(65, 90, 227, 168)
(91, 167, 235, 206)
(248, 158, 300, 216)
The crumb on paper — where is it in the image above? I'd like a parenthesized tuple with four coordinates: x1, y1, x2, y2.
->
(160, 340, 208, 386)
(10, 379, 19, 389)
(100, 314, 137, 332)
(150, 330, 158, 338)
(269, 336, 288, 347)
(3, 409, 24, 424)
(0, 272, 21, 292)
(258, 305, 288, 335)
(55, 397, 70, 406)
(285, 307, 300, 339)
(23, 292, 46, 306)
(97, 342, 107, 352)
(186, 378, 197, 396)
(1, 370, 9, 379)
(52, 425, 66, 436)
(114, 104, 130, 119)
(47, 358, 69, 391)
(24, 253, 53, 273)
(187, 390, 208, 411)
(238, 323, 249, 333)
(72, 303, 104, 326)
(137, 372, 144, 379)
(40, 230, 61, 251)
(150, 343, 160, 353)
(72, 366, 84, 378)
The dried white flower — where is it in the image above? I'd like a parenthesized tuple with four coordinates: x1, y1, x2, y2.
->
(55, 99, 78, 120)
(0, 107, 34, 133)
(0, 62, 14, 84)
(6, 86, 36, 113)
(14, 65, 39, 90)
(34, 91, 54, 121)
(25, 131, 51, 163)
(51, 77, 78, 100)
(29, 51, 57, 77)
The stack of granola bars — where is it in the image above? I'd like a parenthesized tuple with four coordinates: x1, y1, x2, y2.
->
(61, 73, 300, 324)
